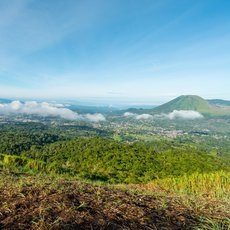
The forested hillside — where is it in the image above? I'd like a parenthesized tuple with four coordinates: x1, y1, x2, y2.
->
(0, 137, 228, 184)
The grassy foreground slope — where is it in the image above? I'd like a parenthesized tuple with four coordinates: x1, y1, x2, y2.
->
(0, 136, 229, 229)
(0, 169, 229, 230)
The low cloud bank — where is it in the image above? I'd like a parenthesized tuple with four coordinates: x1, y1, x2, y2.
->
(123, 110, 203, 120)
(124, 112, 153, 120)
(124, 112, 135, 117)
(166, 110, 203, 119)
(136, 114, 153, 120)
(85, 113, 106, 122)
(0, 101, 106, 122)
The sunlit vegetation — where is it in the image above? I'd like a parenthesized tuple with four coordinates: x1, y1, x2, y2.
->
(0, 119, 229, 229)
(141, 171, 230, 199)
(0, 137, 228, 184)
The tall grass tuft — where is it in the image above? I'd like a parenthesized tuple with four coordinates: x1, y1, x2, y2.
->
(151, 171, 230, 199)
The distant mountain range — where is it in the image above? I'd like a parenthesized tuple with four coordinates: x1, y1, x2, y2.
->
(127, 95, 230, 116)
(0, 98, 12, 104)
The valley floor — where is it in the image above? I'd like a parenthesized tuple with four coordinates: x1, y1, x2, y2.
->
(0, 170, 229, 230)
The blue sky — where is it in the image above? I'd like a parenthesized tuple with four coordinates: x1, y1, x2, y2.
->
(0, 0, 230, 104)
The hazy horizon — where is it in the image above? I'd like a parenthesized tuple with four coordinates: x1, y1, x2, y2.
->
(0, 0, 230, 101)
(1, 94, 229, 108)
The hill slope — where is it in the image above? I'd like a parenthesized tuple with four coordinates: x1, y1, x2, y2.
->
(152, 95, 214, 114)
(2, 137, 229, 183)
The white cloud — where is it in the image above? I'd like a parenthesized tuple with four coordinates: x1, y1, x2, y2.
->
(124, 112, 135, 117)
(136, 114, 153, 120)
(0, 101, 106, 122)
(166, 110, 203, 119)
(123, 112, 153, 120)
(123, 110, 203, 120)
(85, 113, 106, 122)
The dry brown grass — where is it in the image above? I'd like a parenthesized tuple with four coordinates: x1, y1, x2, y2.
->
(0, 169, 229, 230)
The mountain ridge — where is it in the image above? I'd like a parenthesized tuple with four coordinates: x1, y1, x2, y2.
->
(208, 99, 230, 107)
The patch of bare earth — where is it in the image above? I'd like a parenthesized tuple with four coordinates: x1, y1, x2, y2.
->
(0, 171, 229, 229)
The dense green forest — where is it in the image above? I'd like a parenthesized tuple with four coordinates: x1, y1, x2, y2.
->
(0, 133, 229, 183)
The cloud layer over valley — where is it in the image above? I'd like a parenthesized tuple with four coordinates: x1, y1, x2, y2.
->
(124, 110, 203, 120)
(166, 110, 203, 119)
(0, 101, 106, 122)
(124, 112, 153, 120)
